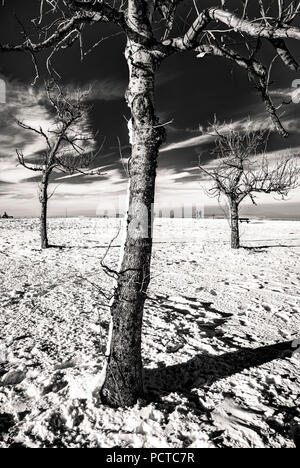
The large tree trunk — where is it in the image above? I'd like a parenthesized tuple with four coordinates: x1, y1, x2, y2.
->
(100, 32, 165, 407)
(230, 198, 240, 249)
(40, 170, 49, 249)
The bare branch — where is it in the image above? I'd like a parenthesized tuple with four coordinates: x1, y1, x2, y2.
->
(209, 8, 300, 41)
(195, 43, 288, 137)
(0, 2, 124, 57)
(16, 150, 43, 172)
(0, 16, 81, 53)
(73, 1, 125, 23)
(268, 38, 298, 70)
(163, 6, 300, 50)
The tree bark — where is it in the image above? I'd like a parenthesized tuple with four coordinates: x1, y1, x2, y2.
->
(230, 198, 240, 249)
(40, 170, 49, 249)
(100, 35, 165, 407)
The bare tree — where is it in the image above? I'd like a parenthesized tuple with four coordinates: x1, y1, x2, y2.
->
(2, 0, 300, 407)
(199, 125, 300, 248)
(17, 82, 100, 249)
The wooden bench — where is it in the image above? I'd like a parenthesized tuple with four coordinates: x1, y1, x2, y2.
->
(239, 218, 250, 224)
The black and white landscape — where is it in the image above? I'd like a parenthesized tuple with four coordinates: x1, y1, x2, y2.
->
(0, 0, 300, 450)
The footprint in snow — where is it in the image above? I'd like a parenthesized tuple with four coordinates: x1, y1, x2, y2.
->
(275, 311, 290, 323)
(0, 369, 27, 387)
(166, 342, 185, 353)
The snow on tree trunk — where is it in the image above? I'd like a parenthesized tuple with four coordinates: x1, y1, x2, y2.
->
(40, 171, 49, 250)
(100, 36, 165, 407)
(230, 199, 240, 249)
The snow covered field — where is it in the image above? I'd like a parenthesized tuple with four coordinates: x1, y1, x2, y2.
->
(0, 218, 299, 448)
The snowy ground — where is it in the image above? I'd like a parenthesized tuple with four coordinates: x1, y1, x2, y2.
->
(0, 218, 299, 448)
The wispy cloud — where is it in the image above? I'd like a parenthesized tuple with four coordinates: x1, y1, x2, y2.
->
(0, 77, 52, 163)
(161, 112, 300, 154)
(68, 79, 126, 102)
(63, 73, 174, 103)
(271, 86, 300, 104)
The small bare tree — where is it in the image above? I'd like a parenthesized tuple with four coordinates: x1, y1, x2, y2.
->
(199, 125, 300, 249)
(17, 83, 100, 249)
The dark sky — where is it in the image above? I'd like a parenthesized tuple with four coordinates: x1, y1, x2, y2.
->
(0, 0, 300, 217)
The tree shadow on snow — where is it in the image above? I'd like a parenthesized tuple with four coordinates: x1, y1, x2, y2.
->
(243, 244, 300, 252)
(32, 244, 68, 251)
(144, 340, 295, 397)
(47, 244, 68, 250)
